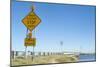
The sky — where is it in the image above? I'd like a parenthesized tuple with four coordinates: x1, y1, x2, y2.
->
(12, 0, 96, 53)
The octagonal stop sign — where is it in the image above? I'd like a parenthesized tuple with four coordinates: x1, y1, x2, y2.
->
(22, 11, 41, 31)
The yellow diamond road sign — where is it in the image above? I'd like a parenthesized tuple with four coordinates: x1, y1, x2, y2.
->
(22, 11, 41, 31)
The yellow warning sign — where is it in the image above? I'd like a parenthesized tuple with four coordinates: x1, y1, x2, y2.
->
(22, 11, 41, 31)
(24, 38, 36, 46)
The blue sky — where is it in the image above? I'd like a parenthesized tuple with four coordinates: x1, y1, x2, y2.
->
(12, 0, 96, 53)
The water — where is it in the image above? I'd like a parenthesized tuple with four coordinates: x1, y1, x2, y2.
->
(79, 54, 96, 62)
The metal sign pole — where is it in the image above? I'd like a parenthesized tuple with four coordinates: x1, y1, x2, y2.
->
(32, 46, 34, 61)
(32, 27, 35, 61)
(60, 41, 63, 54)
(25, 28, 28, 59)
(25, 46, 27, 59)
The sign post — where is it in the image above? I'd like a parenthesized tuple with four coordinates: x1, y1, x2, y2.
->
(25, 46, 27, 59)
(32, 46, 34, 61)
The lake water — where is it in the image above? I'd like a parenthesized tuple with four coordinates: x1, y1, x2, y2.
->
(79, 54, 96, 62)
